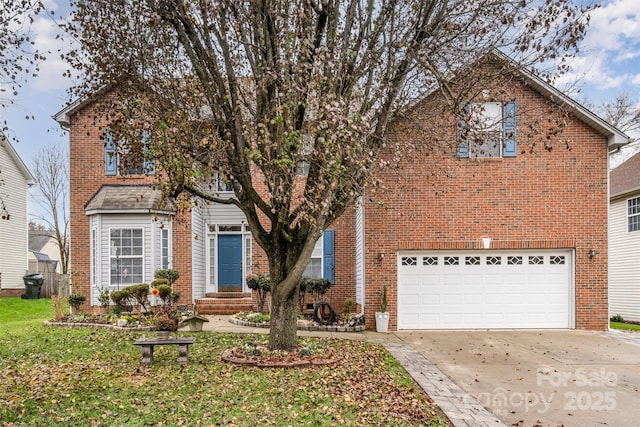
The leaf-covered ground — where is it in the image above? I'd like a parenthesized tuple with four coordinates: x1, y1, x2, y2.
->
(0, 319, 449, 426)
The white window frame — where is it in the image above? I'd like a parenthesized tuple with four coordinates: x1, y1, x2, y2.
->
(303, 237, 324, 278)
(161, 227, 172, 269)
(91, 227, 98, 286)
(205, 223, 252, 292)
(467, 102, 503, 158)
(109, 228, 144, 288)
(628, 196, 640, 232)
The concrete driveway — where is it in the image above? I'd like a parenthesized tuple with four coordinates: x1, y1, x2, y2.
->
(391, 329, 640, 427)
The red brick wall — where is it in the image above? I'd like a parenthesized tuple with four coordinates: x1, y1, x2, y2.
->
(363, 75, 609, 331)
(249, 207, 356, 315)
(67, 101, 193, 307)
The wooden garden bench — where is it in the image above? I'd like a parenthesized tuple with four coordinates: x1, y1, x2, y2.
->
(133, 337, 195, 365)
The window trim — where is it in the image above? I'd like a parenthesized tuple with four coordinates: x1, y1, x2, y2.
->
(628, 196, 640, 232)
(457, 101, 517, 159)
(104, 128, 156, 176)
(109, 227, 145, 287)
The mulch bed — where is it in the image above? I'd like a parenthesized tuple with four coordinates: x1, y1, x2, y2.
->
(221, 345, 342, 368)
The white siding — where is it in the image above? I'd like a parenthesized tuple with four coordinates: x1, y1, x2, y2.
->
(203, 202, 246, 225)
(191, 205, 206, 300)
(90, 213, 163, 305)
(609, 197, 640, 322)
(355, 197, 364, 307)
(0, 141, 33, 289)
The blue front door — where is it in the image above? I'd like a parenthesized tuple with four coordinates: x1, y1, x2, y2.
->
(218, 235, 243, 292)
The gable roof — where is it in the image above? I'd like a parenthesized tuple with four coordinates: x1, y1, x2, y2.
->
(84, 184, 177, 215)
(490, 51, 629, 149)
(29, 231, 55, 252)
(1, 133, 36, 185)
(610, 151, 640, 199)
(53, 51, 630, 150)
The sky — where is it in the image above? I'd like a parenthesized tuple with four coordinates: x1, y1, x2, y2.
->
(2, 0, 639, 223)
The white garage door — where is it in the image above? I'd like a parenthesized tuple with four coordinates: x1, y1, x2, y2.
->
(397, 250, 573, 329)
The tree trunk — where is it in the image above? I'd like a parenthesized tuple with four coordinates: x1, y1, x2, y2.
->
(269, 287, 298, 351)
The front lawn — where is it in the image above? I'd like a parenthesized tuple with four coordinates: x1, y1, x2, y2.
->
(0, 298, 448, 426)
(610, 321, 640, 331)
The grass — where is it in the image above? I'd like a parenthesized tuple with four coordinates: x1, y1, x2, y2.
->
(610, 321, 640, 331)
(0, 298, 448, 426)
(0, 297, 54, 333)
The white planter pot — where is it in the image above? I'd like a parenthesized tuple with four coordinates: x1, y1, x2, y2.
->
(375, 312, 389, 333)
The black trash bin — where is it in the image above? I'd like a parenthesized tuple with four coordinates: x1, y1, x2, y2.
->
(22, 274, 44, 299)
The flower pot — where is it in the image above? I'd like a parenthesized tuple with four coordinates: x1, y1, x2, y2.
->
(156, 330, 170, 340)
(375, 312, 389, 333)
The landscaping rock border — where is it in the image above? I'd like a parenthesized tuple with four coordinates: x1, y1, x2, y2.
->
(44, 321, 150, 331)
(228, 316, 366, 332)
(221, 347, 342, 368)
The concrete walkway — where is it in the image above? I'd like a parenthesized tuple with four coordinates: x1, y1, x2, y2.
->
(193, 317, 640, 427)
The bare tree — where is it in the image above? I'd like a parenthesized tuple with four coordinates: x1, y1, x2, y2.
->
(65, 0, 592, 350)
(0, 0, 46, 111)
(598, 93, 640, 137)
(0, 1, 45, 220)
(31, 143, 69, 274)
(588, 92, 640, 168)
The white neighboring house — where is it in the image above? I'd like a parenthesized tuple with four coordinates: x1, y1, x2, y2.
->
(0, 134, 36, 294)
(29, 231, 62, 274)
(609, 151, 640, 323)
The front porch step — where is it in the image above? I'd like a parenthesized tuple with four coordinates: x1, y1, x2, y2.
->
(196, 295, 253, 315)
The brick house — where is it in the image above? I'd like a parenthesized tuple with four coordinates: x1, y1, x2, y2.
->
(55, 53, 627, 330)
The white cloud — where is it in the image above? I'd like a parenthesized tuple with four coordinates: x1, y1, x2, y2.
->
(569, 0, 640, 93)
(29, 8, 76, 92)
(583, 0, 640, 47)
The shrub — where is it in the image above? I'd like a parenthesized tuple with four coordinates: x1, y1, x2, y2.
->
(110, 288, 133, 313)
(156, 284, 179, 305)
(247, 273, 270, 313)
(610, 314, 624, 323)
(298, 277, 334, 311)
(154, 269, 179, 286)
(68, 294, 86, 313)
(96, 285, 111, 311)
(51, 295, 67, 321)
(302, 277, 332, 296)
(343, 298, 355, 315)
(379, 285, 388, 312)
(126, 284, 150, 313)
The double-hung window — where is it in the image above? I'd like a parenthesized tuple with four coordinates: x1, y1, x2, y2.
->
(457, 101, 517, 158)
(302, 230, 335, 283)
(629, 196, 640, 232)
(104, 129, 156, 176)
(110, 228, 144, 287)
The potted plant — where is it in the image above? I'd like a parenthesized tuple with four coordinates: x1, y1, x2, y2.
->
(179, 301, 210, 332)
(152, 283, 180, 339)
(154, 314, 178, 340)
(375, 285, 389, 333)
